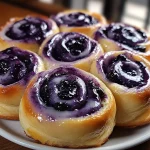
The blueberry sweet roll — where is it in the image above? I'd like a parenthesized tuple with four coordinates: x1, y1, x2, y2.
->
(91, 51, 150, 127)
(93, 23, 150, 59)
(0, 47, 44, 120)
(39, 32, 103, 72)
(0, 16, 59, 53)
(19, 67, 116, 148)
(52, 10, 107, 37)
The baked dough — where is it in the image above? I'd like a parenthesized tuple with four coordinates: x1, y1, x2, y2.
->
(19, 67, 116, 148)
(0, 47, 44, 120)
(0, 16, 59, 53)
(91, 50, 150, 127)
(52, 10, 107, 37)
(39, 32, 103, 72)
(93, 23, 150, 60)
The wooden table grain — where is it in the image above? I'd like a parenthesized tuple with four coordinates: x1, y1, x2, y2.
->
(0, 1, 149, 150)
(0, 1, 42, 27)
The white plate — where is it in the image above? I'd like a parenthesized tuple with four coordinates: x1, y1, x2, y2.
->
(0, 119, 150, 150)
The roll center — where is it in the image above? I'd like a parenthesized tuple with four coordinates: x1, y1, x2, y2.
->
(65, 37, 86, 56)
(57, 80, 78, 100)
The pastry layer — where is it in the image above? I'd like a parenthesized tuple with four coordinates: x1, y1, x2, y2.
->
(19, 67, 116, 147)
(91, 50, 150, 127)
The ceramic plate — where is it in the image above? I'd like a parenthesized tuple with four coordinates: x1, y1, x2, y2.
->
(0, 119, 150, 150)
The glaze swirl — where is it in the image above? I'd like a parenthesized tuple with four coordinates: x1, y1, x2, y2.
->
(94, 23, 148, 52)
(53, 12, 98, 27)
(91, 51, 150, 127)
(42, 32, 98, 62)
(97, 52, 149, 88)
(30, 67, 106, 120)
(5, 16, 52, 44)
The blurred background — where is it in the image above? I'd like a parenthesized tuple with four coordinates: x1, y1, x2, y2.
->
(0, 0, 150, 30)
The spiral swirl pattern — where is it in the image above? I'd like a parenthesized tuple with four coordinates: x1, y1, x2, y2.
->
(53, 12, 98, 27)
(94, 23, 148, 52)
(0, 47, 38, 85)
(30, 67, 106, 120)
(43, 32, 98, 62)
(98, 53, 149, 88)
(5, 16, 52, 44)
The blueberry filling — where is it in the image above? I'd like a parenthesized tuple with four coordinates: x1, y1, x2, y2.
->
(43, 32, 97, 62)
(65, 37, 86, 56)
(95, 23, 147, 52)
(0, 60, 9, 75)
(102, 54, 149, 88)
(0, 47, 37, 85)
(37, 68, 106, 117)
(40, 75, 87, 111)
(53, 12, 98, 27)
(5, 16, 51, 44)
(57, 80, 78, 100)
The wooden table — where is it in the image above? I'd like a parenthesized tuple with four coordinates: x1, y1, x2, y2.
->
(0, 1, 150, 150)
(0, 1, 42, 27)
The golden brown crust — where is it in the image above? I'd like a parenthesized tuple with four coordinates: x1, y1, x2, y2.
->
(0, 84, 24, 103)
(25, 129, 109, 149)
(53, 9, 107, 38)
(25, 128, 110, 149)
(0, 15, 59, 53)
(90, 50, 150, 127)
(0, 84, 24, 120)
(19, 69, 116, 148)
(117, 105, 150, 127)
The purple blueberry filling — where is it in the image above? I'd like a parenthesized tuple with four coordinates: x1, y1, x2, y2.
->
(94, 23, 147, 52)
(99, 53, 149, 88)
(43, 32, 98, 62)
(30, 67, 106, 120)
(0, 47, 38, 85)
(53, 12, 98, 27)
(5, 16, 52, 44)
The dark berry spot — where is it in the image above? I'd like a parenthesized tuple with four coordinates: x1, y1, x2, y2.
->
(0, 60, 10, 75)
(53, 102, 69, 111)
(57, 80, 78, 100)
(65, 37, 86, 56)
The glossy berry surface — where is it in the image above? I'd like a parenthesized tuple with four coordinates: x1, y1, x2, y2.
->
(43, 32, 97, 62)
(5, 16, 52, 44)
(95, 23, 147, 52)
(0, 47, 37, 85)
(100, 53, 149, 88)
(53, 12, 98, 27)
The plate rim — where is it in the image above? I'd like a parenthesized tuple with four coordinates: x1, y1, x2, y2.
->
(0, 120, 150, 150)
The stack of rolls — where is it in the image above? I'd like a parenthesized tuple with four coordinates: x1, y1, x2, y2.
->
(0, 9, 149, 148)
